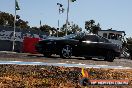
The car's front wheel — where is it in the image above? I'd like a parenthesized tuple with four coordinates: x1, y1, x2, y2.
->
(60, 45, 72, 58)
(104, 51, 115, 62)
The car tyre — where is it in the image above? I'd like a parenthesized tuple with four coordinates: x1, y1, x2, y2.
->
(104, 51, 115, 62)
(60, 45, 72, 58)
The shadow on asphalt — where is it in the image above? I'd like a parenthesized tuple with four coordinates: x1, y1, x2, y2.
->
(27, 54, 105, 61)
(72, 57, 104, 61)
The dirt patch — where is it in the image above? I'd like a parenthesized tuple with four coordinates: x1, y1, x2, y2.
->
(0, 64, 131, 88)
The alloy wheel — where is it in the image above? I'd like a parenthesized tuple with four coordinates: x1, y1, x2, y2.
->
(61, 45, 72, 58)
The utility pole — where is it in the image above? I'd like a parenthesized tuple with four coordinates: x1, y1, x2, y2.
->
(12, 4, 16, 51)
(66, 0, 76, 35)
(13, 0, 20, 51)
(66, 0, 70, 36)
(57, 3, 64, 37)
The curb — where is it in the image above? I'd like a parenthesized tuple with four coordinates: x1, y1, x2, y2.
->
(0, 51, 17, 54)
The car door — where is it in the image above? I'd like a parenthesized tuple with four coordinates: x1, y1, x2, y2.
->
(96, 36, 111, 56)
(79, 35, 99, 56)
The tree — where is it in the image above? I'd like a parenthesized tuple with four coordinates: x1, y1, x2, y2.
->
(31, 27, 39, 30)
(0, 12, 10, 26)
(40, 24, 52, 32)
(60, 22, 82, 36)
(40, 24, 57, 36)
(16, 19, 29, 29)
(71, 24, 82, 33)
(50, 27, 57, 36)
(85, 20, 101, 34)
(59, 23, 69, 36)
(0, 11, 29, 29)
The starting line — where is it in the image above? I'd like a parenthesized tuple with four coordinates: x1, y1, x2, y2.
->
(0, 60, 131, 69)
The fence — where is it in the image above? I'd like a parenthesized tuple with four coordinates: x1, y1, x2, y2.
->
(0, 26, 48, 52)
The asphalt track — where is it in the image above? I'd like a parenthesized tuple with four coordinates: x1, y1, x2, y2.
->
(0, 60, 131, 69)
(0, 51, 132, 69)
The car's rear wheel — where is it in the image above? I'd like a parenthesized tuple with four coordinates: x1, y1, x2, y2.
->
(104, 51, 115, 62)
(60, 45, 72, 58)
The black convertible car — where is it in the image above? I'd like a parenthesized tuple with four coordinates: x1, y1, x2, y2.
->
(35, 33, 121, 62)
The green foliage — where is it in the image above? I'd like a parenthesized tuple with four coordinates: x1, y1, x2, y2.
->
(31, 27, 39, 30)
(39, 25, 57, 36)
(16, 19, 29, 29)
(40, 25, 52, 32)
(71, 24, 82, 33)
(60, 22, 82, 36)
(0, 11, 29, 29)
(85, 20, 101, 34)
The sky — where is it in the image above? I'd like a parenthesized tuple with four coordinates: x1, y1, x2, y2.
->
(0, 0, 132, 37)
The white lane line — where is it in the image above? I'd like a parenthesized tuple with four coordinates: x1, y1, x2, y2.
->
(0, 61, 131, 69)
(8, 61, 22, 63)
(72, 62, 75, 64)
